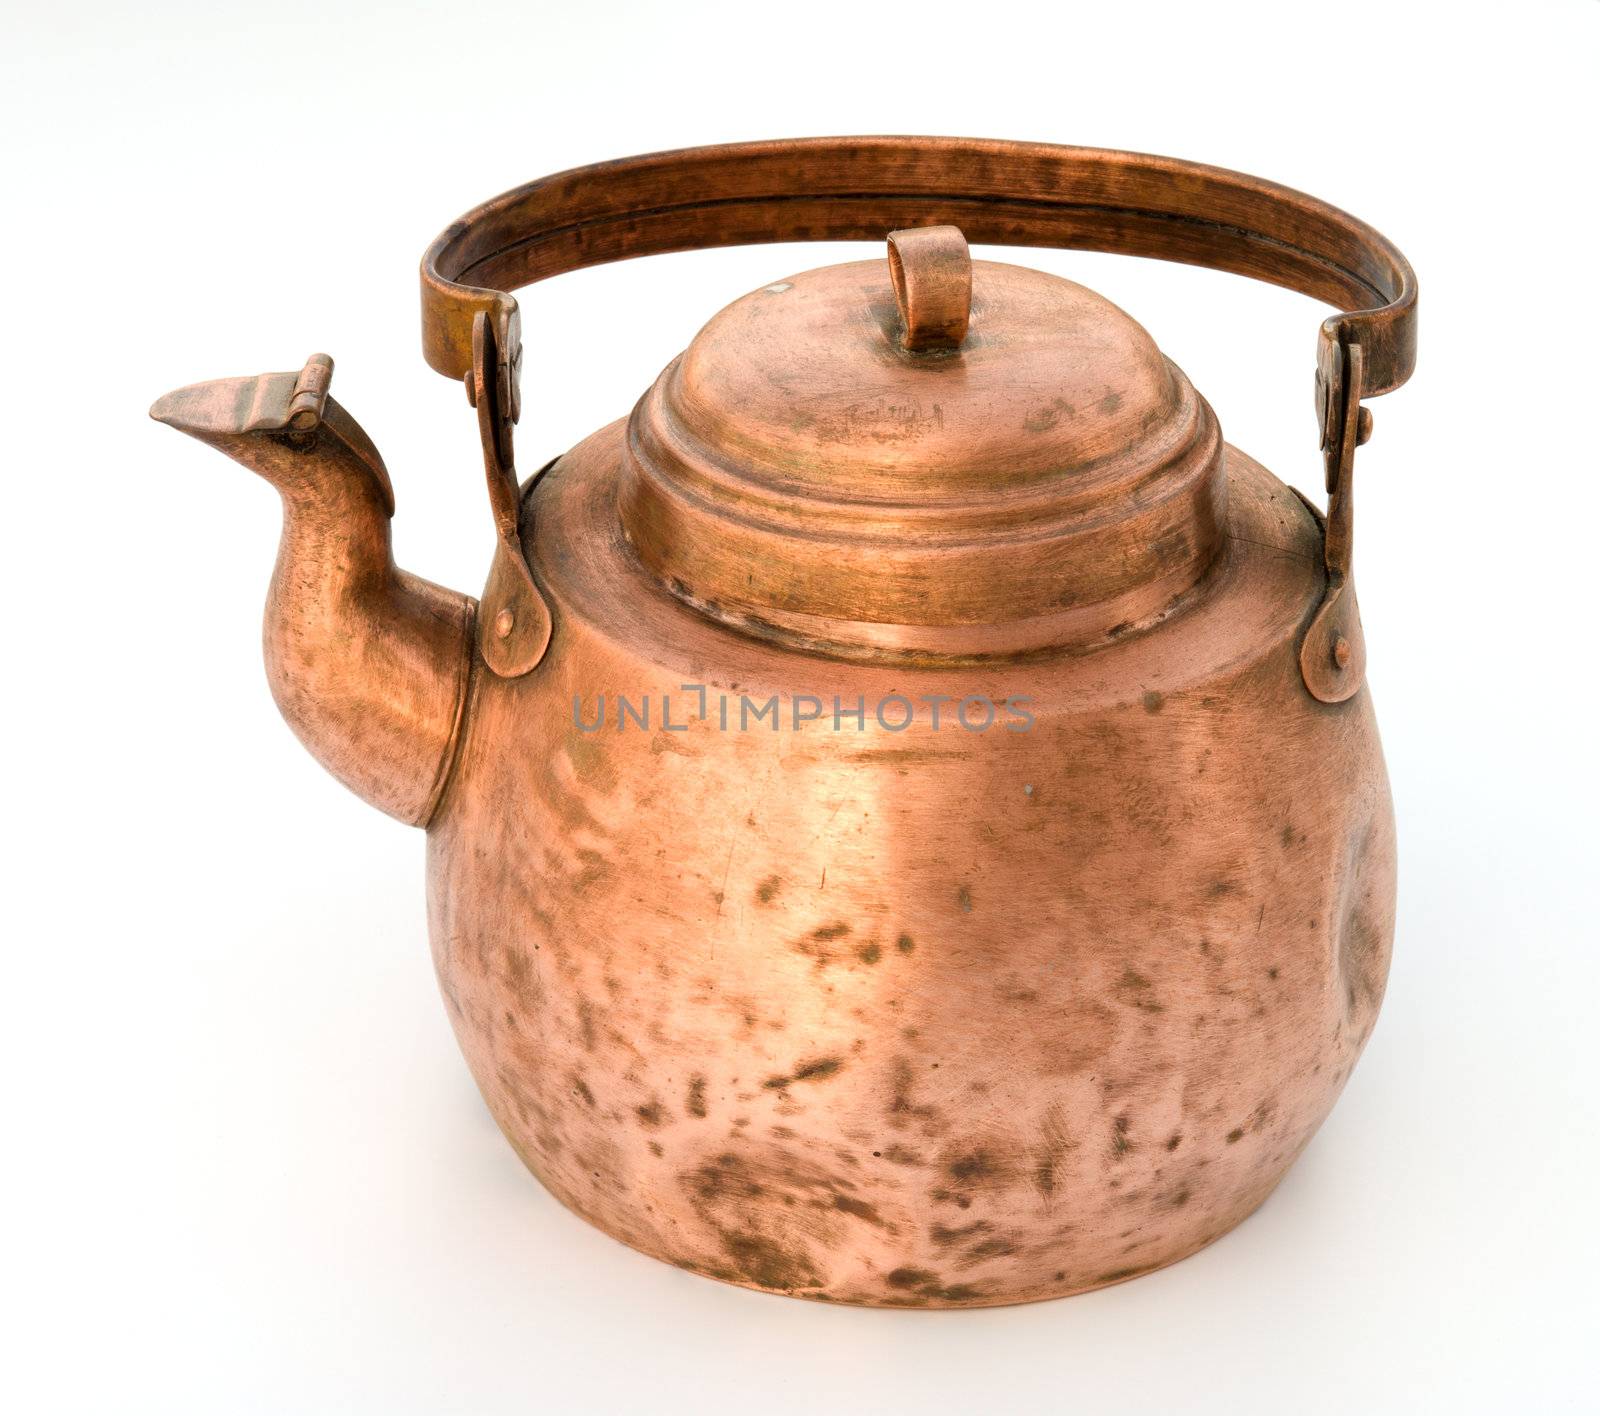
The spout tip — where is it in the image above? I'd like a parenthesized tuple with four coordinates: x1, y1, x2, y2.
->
(154, 354, 343, 439)
(149, 375, 260, 437)
(148, 388, 186, 428)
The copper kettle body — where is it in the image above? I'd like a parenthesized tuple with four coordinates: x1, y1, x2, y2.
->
(153, 139, 1416, 1307)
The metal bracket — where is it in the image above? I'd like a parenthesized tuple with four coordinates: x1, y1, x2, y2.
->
(468, 306, 551, 678)
(1299, 337, 1373, 703)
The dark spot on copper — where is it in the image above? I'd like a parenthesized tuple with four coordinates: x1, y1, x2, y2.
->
(890, 1058, 914, 1115)
(812, 921, 851, 940)
(684, 1153, 765, 1203)
(1165, 1131, 1182, 1152)
(857, 942, 882, 964)
(896, 933, 915, 954)
(719, 1231, 820, 1291)
(832, 1194, 885, 1225)
(755, 875, 783, 904)
(764, 1056, 844, 1089)
(1141, 690, 1164, 713)
(966, 1238, 1017, 1261)
(573, 1077, 595, 1107)
(947, 1150, 996, 1182)
(1116, 965, 1164, 1012)
(1226, 1127, 1245, 1144)
(882, 1266, 984, 1302)
(931, 1219, 990, 1248)
(505, 948, 531, 995)
(686, 1074, 708, 1118)
(1024, 397, 1073, 433)
(957, 885, 973, 913)
(636, 1101, 667, 1128)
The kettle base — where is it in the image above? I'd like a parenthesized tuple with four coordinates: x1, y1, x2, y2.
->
(501, 1123, 1287, 1307)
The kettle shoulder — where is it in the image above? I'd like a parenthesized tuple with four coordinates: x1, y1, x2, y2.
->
(515, 423, 1328, 719)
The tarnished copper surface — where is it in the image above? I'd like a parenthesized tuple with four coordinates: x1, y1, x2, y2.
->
(431, 435, 1395, 1306)
(152, 138, 1415, 1306)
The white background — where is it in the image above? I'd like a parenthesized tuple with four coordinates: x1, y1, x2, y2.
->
(5, 2, 1597, 1411)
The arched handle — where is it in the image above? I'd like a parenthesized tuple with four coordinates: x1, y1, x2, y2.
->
(422, 137, 1415, 693)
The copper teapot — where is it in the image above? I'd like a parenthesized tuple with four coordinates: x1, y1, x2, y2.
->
(152, 138, 1416, 1307)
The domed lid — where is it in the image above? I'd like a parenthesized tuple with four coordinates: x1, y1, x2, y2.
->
(618, 226, 1226, 659)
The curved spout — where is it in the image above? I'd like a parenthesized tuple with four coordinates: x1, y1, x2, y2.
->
(151, 356, 473, 826)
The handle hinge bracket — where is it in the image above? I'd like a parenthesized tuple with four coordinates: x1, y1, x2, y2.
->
(469, 306, 551, 679)
(1299, 337, 1373, 703)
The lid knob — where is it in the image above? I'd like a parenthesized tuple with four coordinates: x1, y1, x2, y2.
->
(886, 225, 972, 352)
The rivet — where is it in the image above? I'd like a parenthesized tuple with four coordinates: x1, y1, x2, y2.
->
(494, 608, 515, 639)
(1332, 636, 1352, 669)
